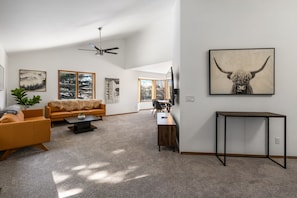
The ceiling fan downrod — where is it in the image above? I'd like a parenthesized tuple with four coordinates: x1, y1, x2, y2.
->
(98, 27, 102, 50)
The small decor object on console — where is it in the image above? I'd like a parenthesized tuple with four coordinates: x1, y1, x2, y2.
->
(77, 113, 86, 120)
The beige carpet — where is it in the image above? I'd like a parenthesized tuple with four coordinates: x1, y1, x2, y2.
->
(0, 110, 297, 198)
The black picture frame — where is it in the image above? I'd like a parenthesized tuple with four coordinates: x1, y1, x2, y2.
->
(209, 48, 275, 95)
(19, 69, 47, 92)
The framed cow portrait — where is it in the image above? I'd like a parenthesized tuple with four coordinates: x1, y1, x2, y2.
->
(209, 48, 275, 95)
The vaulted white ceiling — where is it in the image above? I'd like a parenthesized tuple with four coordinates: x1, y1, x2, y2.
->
(0, 0, 175, 54)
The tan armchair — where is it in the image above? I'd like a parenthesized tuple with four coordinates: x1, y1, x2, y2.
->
(0, 109, 51, 160)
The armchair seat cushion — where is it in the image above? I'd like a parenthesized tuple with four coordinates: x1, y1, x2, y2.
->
(25, 116, 47, 121)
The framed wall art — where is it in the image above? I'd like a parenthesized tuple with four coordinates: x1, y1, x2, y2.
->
(209, 48, 275, 95)
(0, 65, 4, 91)
(78, 72, 95, 99)
(58, 70, 96, 99)
(19, 69, 47, 92)
(105, 78, 119, 104)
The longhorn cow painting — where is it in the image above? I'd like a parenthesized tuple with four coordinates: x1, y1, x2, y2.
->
(209, 48, 275, 95)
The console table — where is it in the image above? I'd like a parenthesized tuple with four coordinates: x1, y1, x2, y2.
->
(216, 111, 286, 168)
(157, 112, 177, 151)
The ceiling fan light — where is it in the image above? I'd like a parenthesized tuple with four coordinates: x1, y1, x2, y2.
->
(95, 50, 103, 56)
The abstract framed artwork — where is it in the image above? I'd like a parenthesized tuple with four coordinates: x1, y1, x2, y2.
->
(58, 70, 77, 99)
(105, 78, 120, 104)
(19, 69, 47, 92)
(209, 48, 275, 95)
(78, 72, 96, 99)
(58, 70, 96, 99)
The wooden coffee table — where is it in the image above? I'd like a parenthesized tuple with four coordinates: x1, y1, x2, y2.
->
(64, 115, 100, 134)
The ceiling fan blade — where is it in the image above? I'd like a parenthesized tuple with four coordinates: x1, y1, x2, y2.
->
(89, 43, 100, 50)
(104, 51, 118, 54)
(78, 49, 97, 51)
(104, 47, 119, 51)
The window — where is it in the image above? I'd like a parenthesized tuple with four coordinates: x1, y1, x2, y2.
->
(139, 79, 152, 102)
(139, 79, 168, 102)
(156, 80, 165, 100)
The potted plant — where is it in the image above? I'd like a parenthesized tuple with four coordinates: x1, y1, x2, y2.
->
(11, 88, 42, 109)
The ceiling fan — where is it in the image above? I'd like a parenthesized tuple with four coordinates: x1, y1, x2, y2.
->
(79, 27, 119, 55)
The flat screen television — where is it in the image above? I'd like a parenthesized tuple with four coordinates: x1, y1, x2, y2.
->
(166, 66, 175, 106)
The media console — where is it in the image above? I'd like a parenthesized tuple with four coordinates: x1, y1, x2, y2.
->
(157, 112, 177, 151)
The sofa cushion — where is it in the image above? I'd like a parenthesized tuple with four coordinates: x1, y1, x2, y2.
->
(61, 100, 79, 111)
(48, 101, 63, 112)
(80, 100, 93, 110)
(0, 111, 24, 123)
(85, 109, 105, 115)
(71, 110, 87, 117)
(50, 111, 73, 119)
(92, 100, 102, 108)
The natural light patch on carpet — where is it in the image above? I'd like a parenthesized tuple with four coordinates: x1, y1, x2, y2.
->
(71, 162, 110, 171)
(57, 187, 83, 198)
(52, 171, 83, 198)
(71, 165, 86, 171)
(112, 149, 125, 154)
(87, 165, 149, 184)
(77, 169, 93, 176)
(88, 162, 110, 169)
(124, 174, 149, 182)
(52, 171, 71, 184)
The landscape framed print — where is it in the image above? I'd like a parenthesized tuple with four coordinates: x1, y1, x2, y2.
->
(19, 69, 47, 92)
(209, 48, 275, 95)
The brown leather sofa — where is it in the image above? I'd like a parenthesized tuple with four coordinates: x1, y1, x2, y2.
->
(0, 108, 51, 160)
(45, 99, 106, 124)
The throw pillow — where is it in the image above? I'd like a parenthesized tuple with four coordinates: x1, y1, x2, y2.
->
(0, 113, 21, 123)
(0, 105, 22, 117)
(92, 100, 102, 108)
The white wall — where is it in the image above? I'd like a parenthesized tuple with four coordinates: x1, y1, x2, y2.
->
(0, 44, 7, 109)
(7, 40, 140, 115)
(125, 10, 173, 69)
(179, 0, 297, 156)
(170, 0, 181, 125)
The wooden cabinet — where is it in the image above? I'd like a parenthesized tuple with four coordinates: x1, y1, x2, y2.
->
(157, 112, 177, 151)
